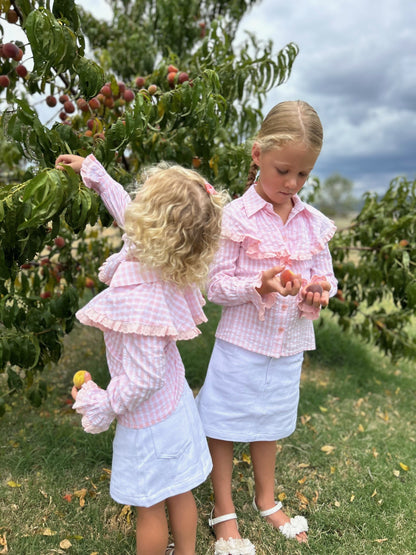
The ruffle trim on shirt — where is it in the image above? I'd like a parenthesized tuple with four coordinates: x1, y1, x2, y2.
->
(72, 380, 114, 434)
(76, 261, 207, 340)
(252, 270, 278, 321)
(97, 244, 129, 285)
(221, 205, 336, 263)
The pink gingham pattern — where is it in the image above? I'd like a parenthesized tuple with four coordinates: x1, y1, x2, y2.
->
(72, 332, 185, 432)
(72, 155, 207, 432)
(207, 184, 338, 358)
(81, 154, 131, 285)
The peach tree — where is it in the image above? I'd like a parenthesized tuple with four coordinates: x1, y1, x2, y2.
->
(0, 0, 298, 411)
(328, 177, 416, 361)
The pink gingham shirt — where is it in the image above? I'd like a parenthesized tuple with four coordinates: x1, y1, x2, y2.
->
(208, 184, 337, 358)
(72, 156, 207, 433)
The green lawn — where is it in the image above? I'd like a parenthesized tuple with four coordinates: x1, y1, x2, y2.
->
(0, 305, 415, 554)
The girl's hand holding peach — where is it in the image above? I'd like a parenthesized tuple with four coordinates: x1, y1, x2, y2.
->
(302, 280, 331, 308)
(71, 370, 91, 400)
(256, 266, 302, 297)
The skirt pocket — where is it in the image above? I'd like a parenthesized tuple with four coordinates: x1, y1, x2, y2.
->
(150, 399, 191, 459)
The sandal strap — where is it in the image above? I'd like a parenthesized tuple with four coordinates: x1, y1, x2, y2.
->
(252, 497, 283, 517)
(209, 507, 238, 527)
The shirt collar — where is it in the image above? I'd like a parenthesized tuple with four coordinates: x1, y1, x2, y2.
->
(243, 184, 307, 219)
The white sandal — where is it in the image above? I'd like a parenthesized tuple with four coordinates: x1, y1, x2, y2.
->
(165, 543, 175, 554)
(252, 498, 308, 540)
(209, 509, 256, 555)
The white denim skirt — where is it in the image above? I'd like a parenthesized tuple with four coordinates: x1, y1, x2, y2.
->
(196, 339, 304, 442)
(110, 383, 212, 507)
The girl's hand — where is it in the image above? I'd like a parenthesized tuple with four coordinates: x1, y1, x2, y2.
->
(302, 280, 331, 308)
(71, 385, 78, 401)
(55, 154, 85, 174)
(256, 266, 302, 297)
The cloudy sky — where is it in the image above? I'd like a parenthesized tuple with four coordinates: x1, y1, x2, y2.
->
(235, 0, 416, 196)
(82, 0, 415, 197)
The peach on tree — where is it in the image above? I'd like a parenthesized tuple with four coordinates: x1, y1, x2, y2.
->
(6, 9, 19, 24)
(46, 95, 57, 107)
(0, 75, 10, 87)
(15, 65, 28, 78)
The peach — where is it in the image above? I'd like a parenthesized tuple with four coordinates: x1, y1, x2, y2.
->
(305, 283, 323, 295)
(73, 370, 91, 389)
(280, 268, 296, 287)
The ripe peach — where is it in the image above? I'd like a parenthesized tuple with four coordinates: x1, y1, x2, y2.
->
(192, 156, 201, 169)
(135, 76, 145, 88)
(40, 291, 51, 299)
(123, 89, 135, 102)
(6, 9, 19, 24)
(167, 64, 178, 74)
(13, 48, 23, 61)
(101, 84, 112, 97)
(76, 98, 89, 112)
(178, 71, 189, 84)
(64, 100, 75, 113)
(73, 370, 91, 389)
(305, 283, 323, 295)
(280, 268, 296, 287)
(104, 96, 115, 108)
(0, 75, 10, 88)
(85, 277, 95, 288)
(46, 95, 57, 107)
(167, 71, 177, 87)
(54, 236, 65, 248)
(2, 42, 19, 59)
(15, 64, 28, 77)
(148, 84, 157, 95)
(88, 97, 101, 110)
(59, 94, 69, 104)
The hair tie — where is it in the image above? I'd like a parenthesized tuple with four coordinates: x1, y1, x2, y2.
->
(204, 181, 217, 195)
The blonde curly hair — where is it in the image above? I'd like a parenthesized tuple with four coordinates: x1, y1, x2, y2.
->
(123, 164, 229, 288)
(246, 100, 323, 188)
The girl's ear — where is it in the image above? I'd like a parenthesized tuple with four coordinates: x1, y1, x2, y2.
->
(251, 142, 262, 165)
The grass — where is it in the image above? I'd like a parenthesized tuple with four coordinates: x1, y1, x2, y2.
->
(0, 305, 415, 554)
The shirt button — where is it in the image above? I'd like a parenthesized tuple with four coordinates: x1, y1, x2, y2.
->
(278, 327, 285, 333)
(281, 305, 288, 310)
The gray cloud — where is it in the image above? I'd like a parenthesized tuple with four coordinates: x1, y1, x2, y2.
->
(238, 0, 416, 194)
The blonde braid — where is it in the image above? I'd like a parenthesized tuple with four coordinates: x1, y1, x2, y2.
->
(245, 160, 258, 191)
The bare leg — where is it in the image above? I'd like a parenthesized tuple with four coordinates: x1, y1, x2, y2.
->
(136, 501, 169, 555)
(250, 441, 308, 543)
(166, 491, 197, 555)
(208, 438, 240, 540)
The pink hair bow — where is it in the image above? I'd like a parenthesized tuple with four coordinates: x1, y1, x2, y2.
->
(204, 181, 217, 195)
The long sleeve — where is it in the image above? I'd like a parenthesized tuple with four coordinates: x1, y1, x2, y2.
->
(81, 154, 131, 227)
(72, 333, 167, 433)
(207, 238, 277, 320)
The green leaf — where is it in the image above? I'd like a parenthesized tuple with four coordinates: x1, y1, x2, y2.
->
(52, 0, 80, 31)
(75, 56, 105, 99)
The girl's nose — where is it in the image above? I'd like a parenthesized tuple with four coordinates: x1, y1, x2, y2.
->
(285, 175, 297, 188)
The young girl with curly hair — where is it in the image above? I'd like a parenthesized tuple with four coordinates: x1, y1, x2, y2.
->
(55, 153, 228, 555)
